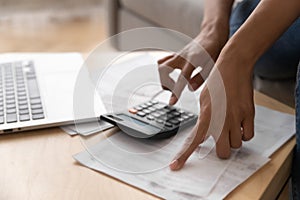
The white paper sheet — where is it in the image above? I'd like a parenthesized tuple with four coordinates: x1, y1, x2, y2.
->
(74, 146, 269, 200)
(73, 104, 295, 199)
(60, 120, 114, 136)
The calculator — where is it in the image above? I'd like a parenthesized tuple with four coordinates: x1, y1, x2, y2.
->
(100, 100, 198, 139)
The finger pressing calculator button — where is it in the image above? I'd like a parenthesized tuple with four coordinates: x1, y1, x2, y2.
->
(129, 108, 138, 114)
(137, 111, 146, 117)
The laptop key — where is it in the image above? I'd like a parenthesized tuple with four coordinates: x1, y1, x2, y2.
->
(7, 114, 17, 123)
(6, 104, 16, 109)
(32, 113, 44, 120)
(19, 109, 29, 115)
(6, 99, 15, 104)
(31, 104, 42, 110)
(7, 108, 16, 114)
(18, 100, 28, 105)
(17, 91, 26, 96)
(27, 79, 40, 99)
(30, 98, 41, 105)
(31, 109, 43, 115)
(6, 95, 15, 100)
(18, 96, 27, 101)
(19, 105, 28, 110)
(19, 114, 30, 121)
(0, 116, 4, 124)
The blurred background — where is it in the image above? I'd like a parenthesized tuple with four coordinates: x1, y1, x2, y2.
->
(0, 0, 105, 52)
(0, 0, 294, 106)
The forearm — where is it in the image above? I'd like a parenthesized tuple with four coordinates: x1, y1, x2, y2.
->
(201, 0, 234, 31)
(221, 0, 300, 70)
(197, 0, 234, 60)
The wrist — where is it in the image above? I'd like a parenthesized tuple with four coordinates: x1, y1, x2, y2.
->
(218, 40, 256, 75)
(195, 22, 229, 61)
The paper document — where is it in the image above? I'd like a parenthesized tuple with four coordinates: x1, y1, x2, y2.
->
(61, 120, 114, 136)
(73, 104, 295, 199)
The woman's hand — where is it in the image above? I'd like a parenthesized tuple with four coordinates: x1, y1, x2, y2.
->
(157, 26, 229, 105)
(169, 51, 255, 170)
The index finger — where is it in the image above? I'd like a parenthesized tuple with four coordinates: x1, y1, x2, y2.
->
(169, 116, 210, 170)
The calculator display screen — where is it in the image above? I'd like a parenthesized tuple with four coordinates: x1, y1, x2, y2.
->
(117, 114, 161, 133)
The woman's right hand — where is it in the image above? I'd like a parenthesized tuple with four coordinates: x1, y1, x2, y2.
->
(157, 25, 229, 105)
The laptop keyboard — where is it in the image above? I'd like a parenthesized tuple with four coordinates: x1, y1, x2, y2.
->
(0, 61, 45, 124)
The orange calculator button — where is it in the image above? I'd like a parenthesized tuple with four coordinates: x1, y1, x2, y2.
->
(128, 108, 138, 114)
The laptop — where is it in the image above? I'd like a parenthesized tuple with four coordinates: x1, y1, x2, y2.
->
(0, 53, 105, 134)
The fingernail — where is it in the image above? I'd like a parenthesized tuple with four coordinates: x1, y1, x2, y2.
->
(169, 96, 176, 105)
(191, 83, 198, 90)
(169, 159, 179, 170)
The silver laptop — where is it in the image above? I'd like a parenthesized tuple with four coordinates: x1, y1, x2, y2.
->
(0, 53, 103, 134)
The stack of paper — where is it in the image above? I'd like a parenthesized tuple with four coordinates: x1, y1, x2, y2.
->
(73, 105, 295, 199)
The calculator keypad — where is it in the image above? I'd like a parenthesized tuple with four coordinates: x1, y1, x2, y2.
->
(129, 100, 196, 129)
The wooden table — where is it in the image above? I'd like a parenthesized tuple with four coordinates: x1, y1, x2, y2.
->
(0, 91, 295, 200)
(0, 12, 295, 200)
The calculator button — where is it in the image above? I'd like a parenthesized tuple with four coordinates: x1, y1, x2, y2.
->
(158, 114, 167, 120)
(176, 117, 185, 122)
(178, 109, 185, 114)
(152, 112, 161, 118)
(143, 109, 152, 114)
(153, 103, 166, 109)
(150, 100, 158, 104)
(156, 119, 164, 123)
(137, 111, 146, 117)
(134, 106, 143, 111)
(140, 104, 148, 109)
(148, 107, 156, 112)
(157, 111, 166, 116)
(188, 113, 195, 117)
(146, 102, 153, 106)
(128, 108, 138, 114)
(164, 122, 173, 128)
(169, 119, 180, 125)
(147, 115, 154, 120)
(167, 113, 175, 118)
(166, 107, 176, 112)
(182, 115, 190, 120)
(172, 111, 181, 117)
